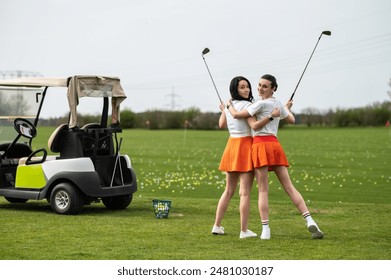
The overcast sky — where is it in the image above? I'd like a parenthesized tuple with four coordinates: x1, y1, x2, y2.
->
(1, 0, 390, 117)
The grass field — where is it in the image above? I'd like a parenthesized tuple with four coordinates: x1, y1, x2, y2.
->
(0, 127, 390, 260)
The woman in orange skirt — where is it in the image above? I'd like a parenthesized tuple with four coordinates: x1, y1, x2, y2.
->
(228, 74, 323, 240)
(212, 76, 280, 239)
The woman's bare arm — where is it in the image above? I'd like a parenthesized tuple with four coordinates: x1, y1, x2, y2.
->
(218, 103, 227, 128)
(249, 107, 281, 130)
(284, 100, 295, 124)
(227, 101, 251, 118)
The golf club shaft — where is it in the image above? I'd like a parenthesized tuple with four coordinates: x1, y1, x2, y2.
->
(202, 55, 223, 104)
(110, 136, 123, 187)
(290, 32, 328, 101)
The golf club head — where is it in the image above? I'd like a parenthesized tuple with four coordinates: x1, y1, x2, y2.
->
(202, 47, 210, 56)
(322, 30, 332, 36)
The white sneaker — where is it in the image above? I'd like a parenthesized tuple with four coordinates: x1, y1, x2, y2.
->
(260, 227, 271, 240)
(212, 225, 225, 235)
(239, 229, 257, 239)
(307, 221, 324, 239)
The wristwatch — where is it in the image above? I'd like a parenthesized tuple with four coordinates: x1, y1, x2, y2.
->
(268, 115, 274, 121)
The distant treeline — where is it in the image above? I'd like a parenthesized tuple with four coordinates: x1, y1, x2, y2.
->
(40, 101, 391, 129)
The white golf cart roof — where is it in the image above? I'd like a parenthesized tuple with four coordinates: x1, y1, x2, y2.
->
(0, 77, 67, 88)
(0, 75, 127, 128)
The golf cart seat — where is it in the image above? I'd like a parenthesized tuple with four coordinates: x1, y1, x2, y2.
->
(0, 143, 32, 160)
(47, 124, 83, 158)
(48, 124, 68, 153)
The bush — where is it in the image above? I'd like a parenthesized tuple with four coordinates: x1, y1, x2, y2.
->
(120, 109, 136, 128)
(297, 101, 391, 127)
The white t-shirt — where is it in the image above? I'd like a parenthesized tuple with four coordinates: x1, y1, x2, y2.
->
(225, 100, 252, 137)
(247, 98, 288, 137)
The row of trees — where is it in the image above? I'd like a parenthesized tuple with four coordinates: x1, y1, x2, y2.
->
(43, 101, 391, 129)
(299, 101, 391, 127)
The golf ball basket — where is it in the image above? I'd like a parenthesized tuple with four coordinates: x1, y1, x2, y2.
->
(153, 199, 171, 219)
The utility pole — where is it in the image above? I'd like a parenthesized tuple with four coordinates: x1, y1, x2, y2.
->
(165, 86, 181, 110)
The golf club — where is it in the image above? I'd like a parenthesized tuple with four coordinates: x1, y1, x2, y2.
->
(290, 30, 331, 101)
(110, 137, 124, 187)
(202, 47, 223, 103)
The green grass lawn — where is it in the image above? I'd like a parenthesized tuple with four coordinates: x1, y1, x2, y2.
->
(0, 127, 390, 260)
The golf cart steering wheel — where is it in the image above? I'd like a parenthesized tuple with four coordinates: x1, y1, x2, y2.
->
(1, 118, 37, 160)
(13, 118, 37, 139)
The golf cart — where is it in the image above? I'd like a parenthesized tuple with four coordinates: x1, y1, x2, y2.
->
(0, 75, 137, 214)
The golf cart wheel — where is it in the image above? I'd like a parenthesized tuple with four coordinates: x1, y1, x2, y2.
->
(50, 182, 84, 215)
(102, 195, 133, 210)
(4, 197, 28, 203)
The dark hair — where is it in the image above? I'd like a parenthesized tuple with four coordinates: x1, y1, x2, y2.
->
(229, 76, 254, 101)
(261, 74, 278, 91)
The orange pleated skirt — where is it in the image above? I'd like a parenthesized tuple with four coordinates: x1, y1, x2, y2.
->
(219, 136, 253, 172)
(252, 136, 289, 171)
